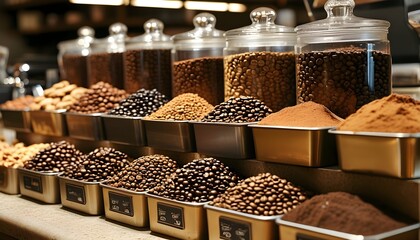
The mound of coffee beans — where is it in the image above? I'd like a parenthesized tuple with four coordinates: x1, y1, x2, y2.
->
(24, 141, 85, 173)
(173, 57, 224, 105)
(146, 93, 214, 121)
(63, 147, 129, 182)
(87, 52, 124, 89)
(106, 154, 178, 192)
(211, 172, 307, 216)
(107, 88, 168, 117)
(225, 51, 296, 112)
(67, 81, 129, 114)
(201, 96, 272, 123)
(296, 48, 391, 118)
(150, 157, 240, 203)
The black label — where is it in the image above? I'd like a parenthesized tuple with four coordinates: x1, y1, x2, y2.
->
(0, 168, 5, 185)
(23, 175, 42, 193)
(109, 191, 134, 217)
(65, 184, 86, 204)
(219, 216, 251, 240)
(297, 233, 326, 240)
(157, 202, 184, 229)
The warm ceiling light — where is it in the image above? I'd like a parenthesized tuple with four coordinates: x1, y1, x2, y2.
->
(228, 3, 246, 12)
(131, 0, 183, 9)
(69, 0, 126, 5)
(184, 1, 228, 12)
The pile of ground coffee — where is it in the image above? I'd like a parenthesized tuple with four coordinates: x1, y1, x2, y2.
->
(282, 192, 406, 235)
(258, 101, 342, 127)
(337, 94, 420, 133)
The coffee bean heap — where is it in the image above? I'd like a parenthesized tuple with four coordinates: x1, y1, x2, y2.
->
(150, 157, 240, 203)
(87, 52, 124, 89)
(63, 147, 129, 182)
(211, 172, 307, 216)
(201, 96, 272, 123)
(106, 154, 178, 192)
(296, 48, 391, 118)
(225, 51, 296, 112)
(23, 141, 85, 173)
(173, 57, 224, 105)
(107, 89, 168, 117)
(146, 93, 214, 121)
(67, 81, 129, 114)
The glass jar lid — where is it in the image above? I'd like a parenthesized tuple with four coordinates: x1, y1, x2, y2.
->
(57, 26, 95, 52)
(126, 19, 172, 49)
(295, 0, 390, 43)
(106, 22, 128, 52)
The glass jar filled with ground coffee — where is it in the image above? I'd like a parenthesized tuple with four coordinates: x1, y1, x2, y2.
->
(57, 26, 95, 87)
(172, 12, 225, 105)
(123, 19, 172, 96)
(295, 0, 391, 118)
(224, 7, 296, 112)
(87, 22, 127, 89)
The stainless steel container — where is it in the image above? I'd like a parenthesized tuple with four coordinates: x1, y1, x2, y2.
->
(101, 114, 146, 146)
(64, 112, 104, 140)
(192, 121, 255, 159)
(205, 204, 280, 240)
(30, 109, 67, 136)
(0, 166, 19, 194)
(250, 125, 337, 167)
(0, 108, 31, 132)
(58, 175, 103, 215)
(143, 119, 195, 152)
(330, 129, 420, 178)
(18, 168, 61, 204)
(146, 193, 208, 240)
(101, 183, 148, 227)
(277, 216, 420, 240)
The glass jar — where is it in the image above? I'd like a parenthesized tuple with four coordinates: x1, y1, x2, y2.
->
(0, 45, 8, 83)
(123, 19, 173, 96)
(87, 22, 127, 89)
(172, 12, 225, 105)
(224, 7, 296, 112)
(57, 26, 94, 87)
(295, 0, 391, 118)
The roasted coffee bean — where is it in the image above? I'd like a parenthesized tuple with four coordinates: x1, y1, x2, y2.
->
(108, 88, 168, 117)
(23, 141, 85, 173)
(63, 147, 129, 182)
(201, 96, 272, 123)
(173, 57, 224, 105)
(296, 48, 391, 118)
(123, 49, 172, 97)
(87, 52, 124, 89)
(62, 54, 88, 87)
(225, 51, 296, 112)
(150, 157, 240, 203)
(106, 154, 177, 192)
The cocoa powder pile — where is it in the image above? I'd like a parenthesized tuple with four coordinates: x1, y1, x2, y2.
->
(258, 101, 342, 127)
(282, 192, 406, 235)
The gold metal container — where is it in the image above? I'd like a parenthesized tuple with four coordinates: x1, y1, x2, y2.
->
(143, 119, 196, 152)
(192, 121, 255, 159)
(64, 112, 104, 140)
(0, 166, 19, 194)
(277, 217, 420, 240)
(101, 183, 148, 227)
(0, 108, 31, 132)
(146, 193, 208, 240)
(329, 130, 420, 178)
(250, 125, 337, 167)
(58, 175, 104, 215)
(204, 204, 280, 240)
(18, 168, 61, 204)
(101, 115, 146, 146)
(30, 110, 67, 136)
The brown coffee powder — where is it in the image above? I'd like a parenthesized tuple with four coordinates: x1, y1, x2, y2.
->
(282, 192, 406, 236)
(337, 94, 420, 133)
(258, 101, 342, 127)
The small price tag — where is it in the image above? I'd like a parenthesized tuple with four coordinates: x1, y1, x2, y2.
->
(157, 202, 184, 229)
(109, 191, 134, 217)
(297, 233, 325, 240)
(219, 216, 251, 240)
(23, 174, 42, 193)
(65, 184, 86, 204)
(0, 168, 5, 185)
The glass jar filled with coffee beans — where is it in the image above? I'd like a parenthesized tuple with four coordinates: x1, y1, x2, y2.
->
(87, 22, 127, 89)
(172, 13, 225, 105)
(295, 0, 391, 118)
(123, 19, 173, 96)
(57, 26, 95, 87)
(224, 7, 296, 112)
